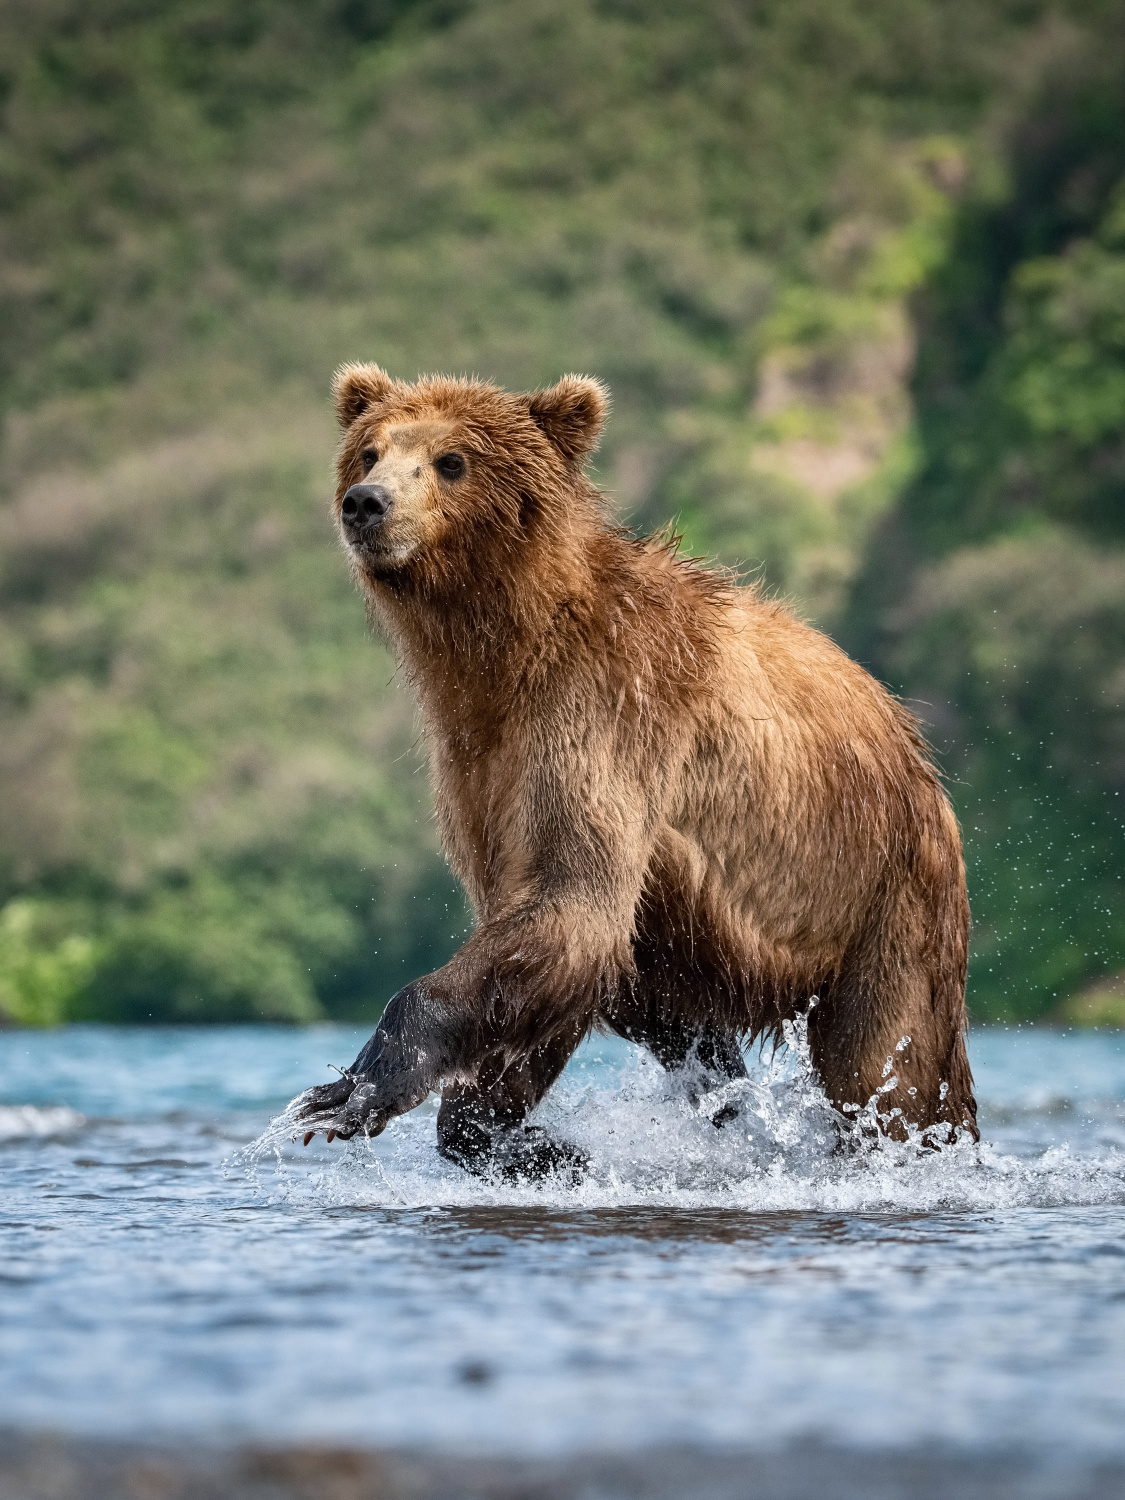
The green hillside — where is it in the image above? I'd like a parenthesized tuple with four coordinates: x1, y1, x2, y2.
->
(0, 0, 1121, 1024)
(847, 17, 1125, 1019)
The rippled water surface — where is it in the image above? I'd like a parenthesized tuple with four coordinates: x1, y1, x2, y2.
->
(2, 1024, 1124, 1460)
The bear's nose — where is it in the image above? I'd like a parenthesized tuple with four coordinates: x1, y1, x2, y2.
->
(341, 484, 393, 531)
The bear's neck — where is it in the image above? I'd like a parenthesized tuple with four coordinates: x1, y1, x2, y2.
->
(370, 512, 626, 750)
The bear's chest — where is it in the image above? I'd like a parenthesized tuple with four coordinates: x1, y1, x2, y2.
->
(429, 728, 535, 915)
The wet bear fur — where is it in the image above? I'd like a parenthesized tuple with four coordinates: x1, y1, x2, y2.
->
(293, 365, 978, 1175)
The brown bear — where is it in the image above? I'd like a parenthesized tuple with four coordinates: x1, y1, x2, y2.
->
(292, 365, 978, 1176)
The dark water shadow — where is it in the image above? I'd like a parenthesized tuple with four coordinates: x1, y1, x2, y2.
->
(315, 1202, 991, 1249)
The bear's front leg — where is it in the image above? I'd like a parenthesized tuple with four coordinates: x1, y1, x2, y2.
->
(436, 1038, 589, 1182)
(291, 979, 474, 1142)
(290, 888, 636, 1154)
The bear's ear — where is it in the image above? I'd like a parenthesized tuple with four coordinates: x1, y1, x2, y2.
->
(525, 375, 609, 463)
(332, 362, 395, 428)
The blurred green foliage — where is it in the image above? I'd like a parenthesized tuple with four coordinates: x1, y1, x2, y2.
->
(0, 900, 98, 1027)
(848, 16, 1125, 1019)
(0, 0, 1122, 1023)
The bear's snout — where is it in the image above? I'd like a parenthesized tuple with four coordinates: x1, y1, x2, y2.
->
(341, 483, 393, 535)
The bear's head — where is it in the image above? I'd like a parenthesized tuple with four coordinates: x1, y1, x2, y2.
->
(332, 364, 609, 594)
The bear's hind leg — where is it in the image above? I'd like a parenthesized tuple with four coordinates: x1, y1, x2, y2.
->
(603, 994, 748, 1127)
(808, 938, 978, 1145)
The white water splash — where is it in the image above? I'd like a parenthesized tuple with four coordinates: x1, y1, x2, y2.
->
(0, 1103, 85, 1142)
(239, 1016, 1125, 1214)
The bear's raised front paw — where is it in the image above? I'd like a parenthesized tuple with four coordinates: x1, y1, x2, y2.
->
(291, 1075, 358, 1143)
(293, 1076, 395, 1144)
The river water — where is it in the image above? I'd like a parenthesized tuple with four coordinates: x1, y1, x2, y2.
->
(1, 1023, 1124, 1466)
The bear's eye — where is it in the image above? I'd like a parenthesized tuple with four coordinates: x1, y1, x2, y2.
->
(434, 452, 466, 481)
(361, 449, 378, 473)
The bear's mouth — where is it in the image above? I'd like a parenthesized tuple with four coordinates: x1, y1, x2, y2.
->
(349, 532, 416, 575)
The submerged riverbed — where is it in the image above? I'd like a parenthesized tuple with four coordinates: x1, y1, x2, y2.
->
(1, 1024, 1123, 1466)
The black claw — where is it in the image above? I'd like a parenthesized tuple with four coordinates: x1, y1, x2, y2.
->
(288, 981, 446, 1145)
